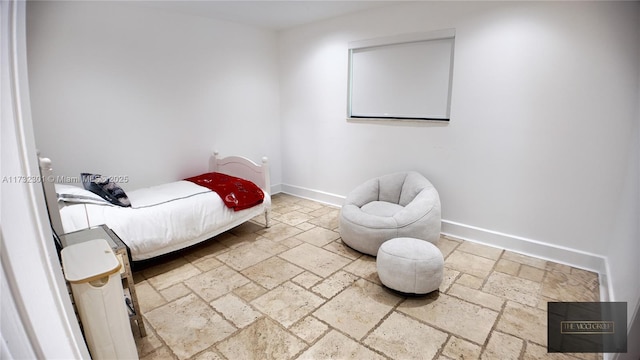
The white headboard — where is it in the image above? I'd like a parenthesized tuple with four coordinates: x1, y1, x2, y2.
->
(210, 151, 270, 193)
(38, 155, 64, 236)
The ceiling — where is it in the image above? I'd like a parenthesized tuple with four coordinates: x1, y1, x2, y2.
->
(134, 1, 402, 30)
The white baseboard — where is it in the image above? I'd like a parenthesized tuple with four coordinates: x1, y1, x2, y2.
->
(278, 183, 345, 207)
(276, 183, 612, 302)
(442, 220, 611, 301)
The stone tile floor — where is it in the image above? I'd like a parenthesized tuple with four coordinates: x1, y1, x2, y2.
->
(133, 193, 602, 360)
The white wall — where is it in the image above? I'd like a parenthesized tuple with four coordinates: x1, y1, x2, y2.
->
(27, 1, 282, 191)
(279, 0, 640, 307)
(24, 0, 640, 330)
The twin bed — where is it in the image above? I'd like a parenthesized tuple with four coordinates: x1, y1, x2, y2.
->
(40, 152, 271, 261)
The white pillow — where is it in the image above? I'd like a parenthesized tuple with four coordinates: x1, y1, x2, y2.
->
(55, 184, 114, 206)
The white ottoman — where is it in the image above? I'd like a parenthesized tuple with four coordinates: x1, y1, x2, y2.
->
(376, 237, 444, 294)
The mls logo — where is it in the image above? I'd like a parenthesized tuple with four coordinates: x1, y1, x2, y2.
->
(548, 302, 627, 353)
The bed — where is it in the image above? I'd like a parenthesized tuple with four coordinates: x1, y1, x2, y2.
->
(39, 152, 271, 261)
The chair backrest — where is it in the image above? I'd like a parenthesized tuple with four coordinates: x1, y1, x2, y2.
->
(399, 172, 431, 206)
(377, 171, 430, 206)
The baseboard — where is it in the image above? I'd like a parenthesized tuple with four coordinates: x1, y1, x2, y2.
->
(441, 220, 611, 301)
(277, 183, 612, 301)
(278, 183, 345, 207)
(270, 183, 283, 196)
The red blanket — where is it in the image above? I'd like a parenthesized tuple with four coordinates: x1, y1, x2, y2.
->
(185, 172, 264, 211)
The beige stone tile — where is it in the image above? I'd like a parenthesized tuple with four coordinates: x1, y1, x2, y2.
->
(293, 206, 315, 214)
(134, 195, 602, 360)
(398, 293, 498, 345)
(136, 281, 167, 313)
(482, 271, 542, 307)
(481, 331, 524, 359)
(250, 213, 269, 227)
(279, 243, 351, 278)
(139, 346, 174, 360)
(291, 271, 323, 289)
(142, 258, 202, 291)
(182, 239, 227, 263)
(233, 282, 267, 302)
(294, 227, 340, 247)
(364, 311, 448, 360)
(210, 293, 262, 328)
(273, 210, 315, 226)
(185, 265, 250, 302)
(445, 250, 496, 279)
(436, 236, 461, 259)
(257, 222, 303, 242)
(308, 210, 340, 230)
(289, 316, 329, 344)
(570, 267, 599, 288)
(494, 258, 521, 276)
(536, 295, 558, 311)
(314, 279, 402, 340)
(297, 330, 386, 360)
(542, 270, 599, 302)
(296, 198, 326, 210)
(296, 222, 316, 231)
(190, 256, 224, 272)
(323, 240, 362, 260)
(134, 319, 163, 357)
(447, 284, 504, 311)
(546, 261, 573, 274)
(159, 283, 191, 302)
(307, 205, 336, 217)
(442, 336, 482, 360)
(216, 237, 287, 271)
(496, 301, 547, 346)
(230, 221, 266, 236)
(456, 273, 484, 290)
(311, 270, 359, 299)
(523, 342, 581, 360)
(278, 236, 304, 249)
(216, 317, 307, 360)
(342, 255, 380, 285)
(271, 201, 302, 214)
(457, 241, 503, 260)
(440, 268, 461, 293)
(241, 256, 305, 290)
(271, 195, 299, 206)
(218, 232, 259, 250)
(133, 271, 146, 284)
(251, 281, 325, 328)
(502, 251, 547, 269)
(144, 293, 235, 360)
(192, 350, 225, 360)
(519, 264, 546, 282)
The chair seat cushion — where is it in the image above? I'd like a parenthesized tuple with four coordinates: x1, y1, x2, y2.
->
(361, 201, 404, 217)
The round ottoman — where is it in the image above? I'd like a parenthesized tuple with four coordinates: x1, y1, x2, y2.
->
(376, 237, 444, 294)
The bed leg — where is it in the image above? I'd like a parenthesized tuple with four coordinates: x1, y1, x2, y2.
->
(264, 208, 271, 228)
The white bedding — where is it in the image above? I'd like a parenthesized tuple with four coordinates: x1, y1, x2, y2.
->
(59, 181, 271, 260)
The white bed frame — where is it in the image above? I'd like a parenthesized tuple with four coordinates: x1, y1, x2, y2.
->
(39, 151, 271, 255)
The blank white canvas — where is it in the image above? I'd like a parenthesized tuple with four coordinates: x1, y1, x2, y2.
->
(350, 38, 454, 119)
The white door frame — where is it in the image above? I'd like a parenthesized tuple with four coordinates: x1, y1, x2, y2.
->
(1, 1, 89, 358)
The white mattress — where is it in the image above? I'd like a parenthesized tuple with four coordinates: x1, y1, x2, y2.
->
(59, 180, 270, 260)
